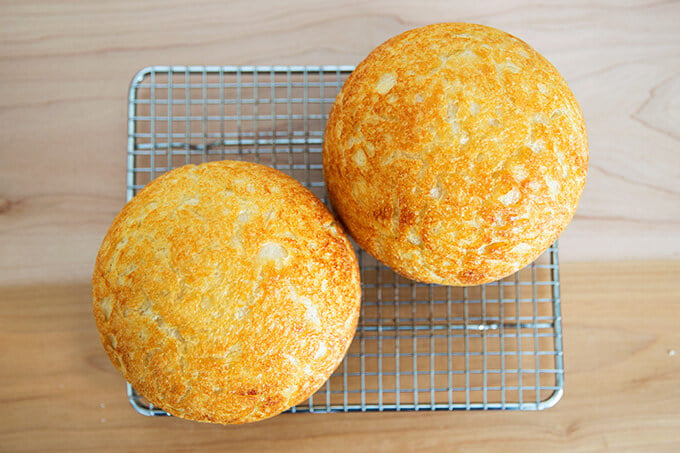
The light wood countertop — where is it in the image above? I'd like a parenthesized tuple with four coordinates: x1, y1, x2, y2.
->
(1, 1, 679, 451)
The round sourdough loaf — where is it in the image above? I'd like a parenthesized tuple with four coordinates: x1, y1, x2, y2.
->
(93, 161, 360, 424)
(323, 23, 588, 286)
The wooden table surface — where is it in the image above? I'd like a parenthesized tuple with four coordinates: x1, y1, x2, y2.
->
(1, 1, 679, 451)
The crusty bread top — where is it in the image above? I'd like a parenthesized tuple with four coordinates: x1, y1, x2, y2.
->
(92, 161, 360, 424)
(323, 23, 588, 286)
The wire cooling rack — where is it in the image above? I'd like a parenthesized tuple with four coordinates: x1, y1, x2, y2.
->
(126, 65, 564, 414)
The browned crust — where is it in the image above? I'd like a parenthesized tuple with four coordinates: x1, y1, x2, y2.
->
(92, 161, 361, 424)
(323, 23, 588, 286)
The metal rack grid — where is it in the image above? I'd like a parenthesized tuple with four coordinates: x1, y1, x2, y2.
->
(126, 65, 564, 415)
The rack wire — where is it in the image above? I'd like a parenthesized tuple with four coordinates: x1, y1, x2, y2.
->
(126, 65, 564, 415)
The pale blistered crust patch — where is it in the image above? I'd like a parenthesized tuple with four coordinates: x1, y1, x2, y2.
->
(323, 23, 588, 286)
(92, 161, 361, 424)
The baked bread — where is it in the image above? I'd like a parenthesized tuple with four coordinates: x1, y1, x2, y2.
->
(323, 23, 588, 286)
(92, 161, 361, 424)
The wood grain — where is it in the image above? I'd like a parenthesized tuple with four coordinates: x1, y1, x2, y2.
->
(1, 1, 680, 451)
(1, 261, 679, 452)
(1, 0, 680, 286)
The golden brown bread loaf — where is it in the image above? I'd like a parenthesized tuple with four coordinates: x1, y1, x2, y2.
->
(323, 23, 588, 286)
(92, 161, 361, 424)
